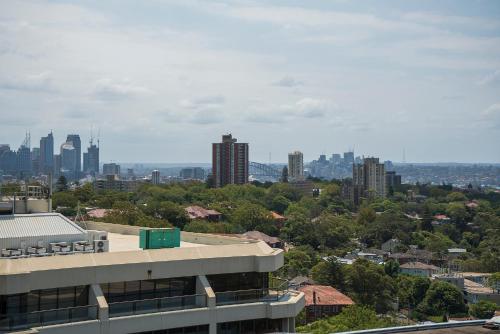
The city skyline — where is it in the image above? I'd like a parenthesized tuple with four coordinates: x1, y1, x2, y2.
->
(1, 1, 500, 163)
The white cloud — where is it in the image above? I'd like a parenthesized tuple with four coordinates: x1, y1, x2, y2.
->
(478, 70, 500, 86)
(0, 71, 53, 92)
(92, 78, 151, 101)
(273, 76, 303, 87)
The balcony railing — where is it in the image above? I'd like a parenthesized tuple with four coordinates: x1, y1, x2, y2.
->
(215, 279, 289, 306)
(108, 294, 207, 318)
(0, 305, 98, 331)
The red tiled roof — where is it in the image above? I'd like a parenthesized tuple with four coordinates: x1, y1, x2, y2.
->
(87, 208, 109, 218)
(434, 214, 449, 220)
(298, 285, 354, 307)
(271, 211, 286, 220)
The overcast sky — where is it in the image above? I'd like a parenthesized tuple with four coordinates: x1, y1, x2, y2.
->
(1, 0, 499, 163)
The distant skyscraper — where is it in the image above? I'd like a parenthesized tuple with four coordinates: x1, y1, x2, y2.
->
(103, 163, 120, 176)
(0, 145, 17, 175)
(60, 142, 77, 180)
(39, 132, 54, 175)
(83, 141, 99, 176)
(288, 151, 304, 181)
(66, 134, 81, 177)
(16, 145, 32, 177)
(212, 134, 249, 188)
(331, 154, 342, 165)
(31, 147, 40, 175)
(152, 170, 160, 185)
(352, 157, 386, 205)
(180, 167, 205, 180)
(343, 151, 354, 165)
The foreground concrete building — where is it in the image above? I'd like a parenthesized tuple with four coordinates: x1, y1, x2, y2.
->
(0, 217, 304, 334)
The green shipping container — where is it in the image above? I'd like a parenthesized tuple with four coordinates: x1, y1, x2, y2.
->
(139, 228, 181, 249)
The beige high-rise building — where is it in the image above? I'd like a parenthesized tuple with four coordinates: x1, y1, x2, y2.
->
(352, 157, 386, 205)
(288, 151, 304, 181)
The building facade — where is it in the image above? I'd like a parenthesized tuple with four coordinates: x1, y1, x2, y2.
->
(60, 142, 77, 181)
(66, 135, 81, 178)
(288, 151, 304, 181)
(212, 134, 249, 188)
(103, 163, 121, 177)
(0, 219, 304, 334)
(83, 142, 99, 176)
(152, 170, 160, 185)
(352, 157, 386, 205)
(39, 132, 54, 175)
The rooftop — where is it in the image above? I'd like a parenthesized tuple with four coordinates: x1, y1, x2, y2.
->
(298, 285, 354, 306)
(107, 232, 204, 252)
(0, 213, 85, 240)
(400, 262, 439, 270)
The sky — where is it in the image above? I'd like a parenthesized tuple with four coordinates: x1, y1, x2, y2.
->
(0, 0, 500, 164)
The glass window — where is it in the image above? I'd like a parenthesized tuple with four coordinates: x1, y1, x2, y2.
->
(75, 286, 89, 306)
(27, 291, 40, 312)
(108, 282, 126, 302)
(155, 279, 171, 298)
(58, 287, 76, 308)
(39, 289, 58, 310)
(140, 280, 156, 299)
(125, 281, 141, 301)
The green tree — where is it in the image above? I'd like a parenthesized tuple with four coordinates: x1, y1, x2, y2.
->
(343, 259, 397, 313)
(469, 300, 497, 319)
(231, 202, 275, 234)
(279, 247, 316, 278)
(296, 305, 394, 333)
(417, 280, 467, 317)
(310, 258, 345, 290)
(52, 191, 78, 209)
(55, 175, 68, 192)
(384, 260, 400, 278)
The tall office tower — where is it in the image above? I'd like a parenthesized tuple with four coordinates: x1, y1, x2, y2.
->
(180, 167, 205, 180)
(83, 142, 99, 176)
(39, 132, 54, 175)
(53, 154, 61, 178)
(288, 151, 304, 181)
(151, 170, 160, 185)
(31, 147, 40, 175)
(0, 145, 17, 175)
(212, 134, 249, 188)
(66, 134, 81, 177)
(352, 157, 386, 205)
(102, 163, 120, 177)
(60, 142, 77, 180)
(343, 151, 354, 165)
(17, 145, 32, 177)
(331, 153, 342, 165)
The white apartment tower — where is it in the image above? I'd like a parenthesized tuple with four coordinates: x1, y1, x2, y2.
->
(288, 151, 304, 181)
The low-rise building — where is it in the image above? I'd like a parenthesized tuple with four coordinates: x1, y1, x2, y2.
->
(0, 218, 304, 334)
(185, 206, 222, 221)
(381, 238, 401, 253)
(298, 285, 354, 323)
(242, 231, 283, 249)
(400, 262, 439, 277)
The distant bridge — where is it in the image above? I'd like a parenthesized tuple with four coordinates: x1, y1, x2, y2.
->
(249, 161, 282, 180)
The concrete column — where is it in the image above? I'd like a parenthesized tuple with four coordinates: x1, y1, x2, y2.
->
(196, 275, 217, 334)
(90, 284, 109, 321)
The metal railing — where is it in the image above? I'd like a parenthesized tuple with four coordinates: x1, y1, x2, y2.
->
(0, 305, 98, 332)
(215, 279, 290, 306)
(108, 294, 207, 318)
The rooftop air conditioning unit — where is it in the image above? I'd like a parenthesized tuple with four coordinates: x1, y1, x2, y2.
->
(1, 248, 24, 257)
(49, 242, 71, 253)
(73, 241, 94, 252)
(27, 246, 47, 255)
(94, 239, 109, 253)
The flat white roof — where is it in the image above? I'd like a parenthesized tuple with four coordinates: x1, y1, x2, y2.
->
(107, 232, 204, 252)
(0, 213, 85, 239)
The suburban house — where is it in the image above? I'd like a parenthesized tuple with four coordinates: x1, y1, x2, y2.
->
(185, 205, 222, 221)
(241, 231, 283, 249)
(381, 238, 401, 253)
(298, 285, 354, 323)
(400, 261, 440, 277)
